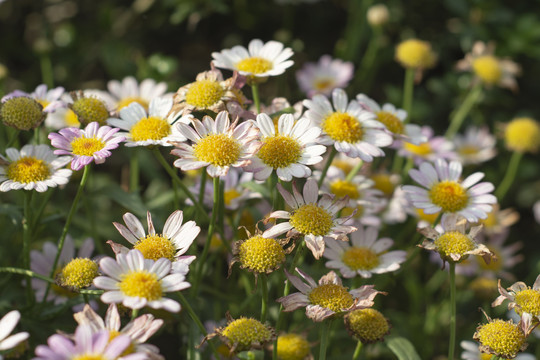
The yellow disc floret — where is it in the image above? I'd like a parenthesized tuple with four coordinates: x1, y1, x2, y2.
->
(221, 318, 273, 352)
(276, 333, 310, 360)
(395, 39, 435, 69)
(429, 181, 469, 212)
(514, 288, 540, 316)
(117, 97, 149, 111)
(119, 271, 162, 300)
(70, 137, 105, 156)
(1, 97, 44, 130)
(371, 174, 395, 196)
(322, 112, 363, 143)
(504, 117, 540, 153)
(185, 80, 225, 108)
(236, 57, 273, 75)
(109, 330, 135, 356)
(434, 231, 475, 260)
(329, 180, 359, 199)
(224, 189, 242, 206)
(72, 355, 107, 360)
(71, 97, 109, 126)
(345, 308, 389, 343)
(404, 141, 431, 156)
(134, 234, 176, 261)
(257, 135, 302, 169)
(472, 56, 502, 85)
(342, 247, 380, 271)
(60, 258, 98, 290)
(475, 319, 526, 358)
(65, 109, 81, 127)
(308, 284, 354, 312)
(193, 134, 241, 167)
(238, 235, 285, 273)
(416, 209, 440, 224)
(130, 116, 171, 142)
(376, 111, 404, 134)
(289, 204, 333, 236)
(7, 156, 51, 183)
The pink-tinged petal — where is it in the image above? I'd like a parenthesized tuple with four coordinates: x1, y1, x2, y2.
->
(262, 222, 292, 238)
(461, 172, 484, 188)
(276, 293, 310, 311)
(277, 183, 297, 208)
(306, 305, 335, 322)
(305, 235, 326, 259)
(163, 210, 184, 238)
(150, 298, 181, 313)
(303, 178, 319, 204)
(99, 258, 123, 279)
(101, 291, 124, 303)
(93, 276, 119, 290)
(103, 334, 131, 359)
(122, 213, 146, 239)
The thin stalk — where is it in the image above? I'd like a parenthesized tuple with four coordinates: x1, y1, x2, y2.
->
(494, 151, 523, 202)
(445, 83, 483, 139)
(340, 0, 372, 61)
(131, 309, 139, 320)
(34, 128, 40, 145)
(251, 83, 261, 114)
(130, 148, 139, 193)
(355, 26, 382, 86)
(448, 262, 456, 360)
(318, 147, 337, 187)
(402, 68, 415, 124)
(40, 54, 54, 88)
(345, 160, 363, 182)
(0, 267, 54, 283)
(198, 169, 207, 206)
(319, 319, 334, 360)
(352, 340, 363, 360)
(22, 191, 34, 305)
(260, 274, 269, 323)
(270, 172, 279, 210)
(5, 128, 20, 151)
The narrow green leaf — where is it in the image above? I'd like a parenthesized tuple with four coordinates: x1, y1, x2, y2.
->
(387, 337, 421, 360)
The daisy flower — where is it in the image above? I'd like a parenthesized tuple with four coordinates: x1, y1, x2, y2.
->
(107, 210, 199, 274)
(245, 113, 326, 181)
(303, 88, 392, 161)
(398, 126, 456, 165)
(171, 110, 260, 177)
(0, 144, 72, 192)
(212, 39, 294, 80)
(95, 76, 168, 111)
(460, 340, 534, 360)
(74, 304, 164, 360)
(107, 96, 187, 147)
(94, 249, 189, 312)
(262, 178, 356, 259)
(323, 226, 406, 278)
(296, 55, 354, 97)
(44, 93, 83, 129)
(48, 122, 124, 171)
(403, 159, 497, 222)
(0, 311, 29, 359)
(454, 126, 496, 165)
(277, 268, 383, 322)
(493, 275, 540, 320)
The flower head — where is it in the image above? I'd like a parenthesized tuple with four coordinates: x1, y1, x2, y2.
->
(0, 95, 45, 130)
(344, 308, 390, 344)
(454, 126, 497, 165)
(504, 117, 540, 153)
(461, 340, 535, 360)
(395, 39, 436, 70)
(398, 126, 456, 164)
(57, 257, 99, 291)
(96, 76, 168, 111)
(493, 275, 540, 320)
(366, 4, 389, 27)
(69, 91, 111, 126)
(275, 333, 312, 360)
(296, 55, 354, 97)
(0, 310, 29, 359)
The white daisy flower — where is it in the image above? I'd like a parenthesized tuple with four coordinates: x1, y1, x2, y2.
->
(262, 178, 356, 259)
(171, 110, 260, 177)
(296, 55, 354, 97)
(454, 126, 496, 165)
(0, 144, 72, 192)
(402, 159, 497, 222)
(212, 39, 294, 80)
(397, 126, 456, 165)
(460, 340, 534, 360)
(94, 249, 189, 313)
(107, 96, 187, 147)
(0, 310, 29, 359)
(323, 226, 406, 278)
(96, 76, 168, 111)
(245, 113, 326, 181)
(303, 88, 392, 161)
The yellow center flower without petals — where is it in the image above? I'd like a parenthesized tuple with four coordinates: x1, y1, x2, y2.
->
(6, 156, 51, 183)
(330, 180, 359, 199)
(72, 355, 107, 360)
(434, 231, 475, 260)
(308, 283, 354, 312)
(130, 116, 171, 142)
(109, 330, 135, 356)
(238, 235, 285, 273)
(193, 133, 242, 167)
(222, 318, 273, 351)
(1, 97, 44, 130)
(71, 97, 109, 126)
(472, 56, 502, 85)
(345, 308, 389, 343)
(404, 141, 431, 156)
(70, 137, 106, 156)
(429, 181, 469, 212)
(236, 57, 273, 75)
(395, 39, 435, 69)
(60, 258, 98, 290)
(342, 247, 380, 271)
(134, 234, 176, 261)
(258, 135, 302, 169)
(371, 174, 395, 196)
(514, 288, 540, 316)
(119, 271, 162, 300)
(289, 204, 333, 236)
(276, 333, 310, 360)
(376, 111, 404, 134)
(185, 80, 225, 108)
(116, 96, 149, 111)
(504, 117, 540, 153)
(476, 319, 526, 358)
(322, 112, 364, 143)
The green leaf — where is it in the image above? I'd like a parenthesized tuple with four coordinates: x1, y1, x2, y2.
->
(387, 337, 421, 360)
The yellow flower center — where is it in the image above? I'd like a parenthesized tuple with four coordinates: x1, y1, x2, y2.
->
(371, 174, 395, 196)
(322, 112, 364, 143)
(236, 57, 273, 74)
(376, 111, 404, 134)
(193, 134, 241, 167)
(65, 109, 81, 127)
(51, 267, 78, 297)
(224, 189, 242, 206)
(342, 247, 380, 271)
(109, 330, 135, 356)
(276, 333, 310, 360)
(70, 137, 105, 156)
(458, 145, 480, 156)
(1, 97, 44, 130)
(37, 99, 50, 108)
(429, 181, 469, 212)
(130, 116, 171, 142)
(257, 135, 302, 169)
(313, 78, 335, 91)
(403, 141, 431, 156)
(346, 308, 389, 343)
(395, 39, 435, 69)
(472, 56, 502, 85)
(119, 271, 162, 301)
(514, 288, 540, 316)
(6, 156, 51, 183)
(133, 234, 176, 261)
(185, 80, 225, 109)
(504, 117, 540, 153)
(331, 159, 355, 174)
(116, 97, 149, 111)
(71, 97, 109, 126)
(476, 319, 525, 358)
(434, 231, 475, 259)
(289, 204, 333, 236)
(60, 258, 98, 290)
(72, 355, 106, 360)
(308, 283, 354, 312)
(329, 179, 359, 199)
(238, 235, 285, 273)
(222, 318, 273, 351)
(415, 208, 441, 224)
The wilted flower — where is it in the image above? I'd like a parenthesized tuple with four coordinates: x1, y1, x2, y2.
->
(493, 275, 540, 320)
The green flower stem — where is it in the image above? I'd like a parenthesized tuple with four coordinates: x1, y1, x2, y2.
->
(355, 25, 382, 86)
(5, 128, 20, 151)
(341, 0, 372, 61)
(0, 267, 54, 283)
(401, 157, 415, 180)
(34, 127, 40, 145)
(22, 191, 34, 305)
(494, 151, 523, 202)
(345, 160, 364, 182)
(198, 168, 207, 206)
(402, 68, 415, 124)
(130, 148, 139, 193)
(43, 165, 90, 304)
(251, 83, 261, 114)
(318, 147, 338, 187)
(131, 309, 139, 320)
(260, 274, 269, 323)
(448, 262, 456, 360)
(445, 83, 483, 139)
(352, 340, 363, 360)
(269, 172, 279, 209)
(319, 319, 334, 360)
(40, 53, 54, 88)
